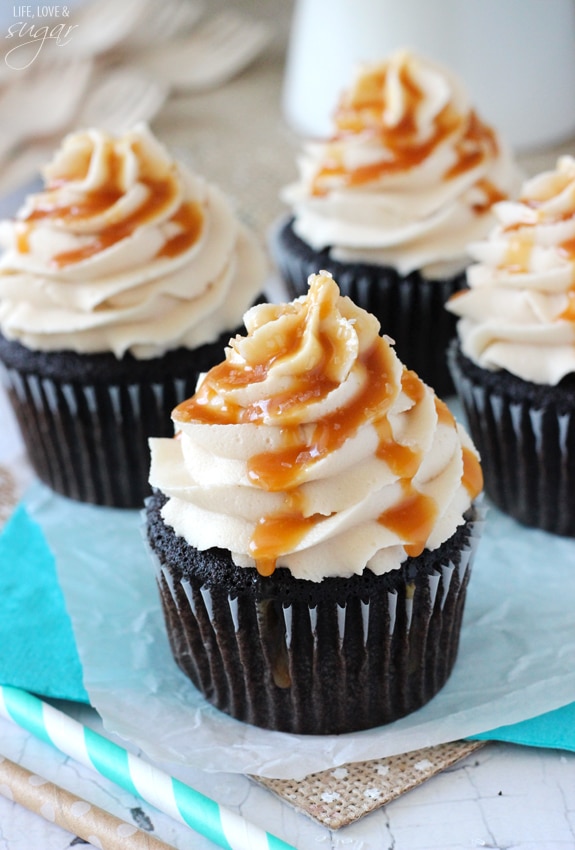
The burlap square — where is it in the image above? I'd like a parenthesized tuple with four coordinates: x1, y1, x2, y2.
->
(252, 740, 485, 828)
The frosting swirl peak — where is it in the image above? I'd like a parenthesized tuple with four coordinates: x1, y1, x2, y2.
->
(150, 272, 482, 581)
(283, 50, 521, 277)
(447, 155, 575, 384)
(0, 125, 266, 358)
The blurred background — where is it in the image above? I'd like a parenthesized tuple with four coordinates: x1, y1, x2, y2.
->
(0, 0, 573, 237)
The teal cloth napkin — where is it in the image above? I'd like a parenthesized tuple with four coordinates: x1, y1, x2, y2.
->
(470, 702, 575, 751)
(0, 503, 89, 703)
(0, 496, 574, 751)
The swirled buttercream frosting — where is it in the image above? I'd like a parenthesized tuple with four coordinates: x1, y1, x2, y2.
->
(282, 50, 521, 278)
(0, 125, 267, 358)
(447, 155, 575, 385)
(149, 271, 482, 581)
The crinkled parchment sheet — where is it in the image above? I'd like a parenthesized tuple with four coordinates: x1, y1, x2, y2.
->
(24, 473, 575, 782)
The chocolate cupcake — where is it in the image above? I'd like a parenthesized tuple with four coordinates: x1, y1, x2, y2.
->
(447, 156, 575, 536)
(145, 271, 485, 734)
(0, 125, 267, 507)
(271, 50, 521, 396)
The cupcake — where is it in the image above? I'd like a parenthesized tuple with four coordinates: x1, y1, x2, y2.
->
(447, 156, 575, 537)
(272, 49, 521, 396)
(145, 270, 485, 735)
(0, 124, 267, 507)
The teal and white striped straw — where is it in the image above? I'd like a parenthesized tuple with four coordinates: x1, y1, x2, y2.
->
(0, 686, 294, 850)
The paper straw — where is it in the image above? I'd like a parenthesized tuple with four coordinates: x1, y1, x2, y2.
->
(0, 754, 175, 850)
(0, 686, 294, 850)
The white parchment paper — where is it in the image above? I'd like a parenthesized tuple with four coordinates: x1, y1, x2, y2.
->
(26, 476, 575, 781)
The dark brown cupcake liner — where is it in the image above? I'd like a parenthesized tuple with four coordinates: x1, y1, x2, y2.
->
(145, 496, 485, 735)
(1, 365, 200, 508)
(448, 340, 575, 536)
(269, 216, 467, 398)
(0, 331, 239, 508)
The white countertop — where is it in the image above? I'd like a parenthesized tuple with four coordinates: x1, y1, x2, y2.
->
(1, 699, 575, 850)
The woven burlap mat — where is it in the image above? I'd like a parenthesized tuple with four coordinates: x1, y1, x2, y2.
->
(252, 739, 485, 829)
(0, 464, 18, 529)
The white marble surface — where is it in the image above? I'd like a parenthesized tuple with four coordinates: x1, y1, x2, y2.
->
(1, 703, 575, 850)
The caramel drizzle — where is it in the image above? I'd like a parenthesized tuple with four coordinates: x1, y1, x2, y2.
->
(498, 203, 575, 320)
(176, 327, 399, 573)
(462, 446, 484, 497)
(378, 482, 438, 558)
(17, 140, 203, 265)
(375, 372, 435, 558)
(311, 61, 500, 202)
(501, 234, 534, 274)
(176, 333, 482, 574)
(436, 396, 483, 498)
(471, 178, 508, 215)
(558, 237, 575, 313)
(444, 111, 499, 180)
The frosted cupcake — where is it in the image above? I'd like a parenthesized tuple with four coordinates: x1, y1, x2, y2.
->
(0, 124, 267, 507)
(146, 271, 485, 734)
(272, 49, 521, 396)
(447, 155, 575, 536)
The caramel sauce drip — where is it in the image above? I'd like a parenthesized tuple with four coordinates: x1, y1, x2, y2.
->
(558, 290, 575, 321)
(250, 490, 320, 577)
(435, 396, 455, 427)
(558, 236, 575, 294)
(471, 177, 508, 215)
(173, 360, 270, 426)
(157, 201, 203, 259)
(257, 600, 292, 687)
(375, 417, 420, 478)
(500, 208, 575, 284)
(26, 187, 123, 224)
(439, 396, 482, 498)
(501, 235, 533, 273)
(377, 480, 438, 558)
(334, 67, 392, 133)
(558, 236, 575, 260)
(15, 224, 31, 254)
(444, 111, 499, 180)
(375, 370, 425, 477)
(462, 446, 483, 499)
(249, 512, 328, 575)
(375, 375, 447, 558)
(401, 368, 425, 403)
(376, 384, 479, 557)
(20, 139, 203, 266)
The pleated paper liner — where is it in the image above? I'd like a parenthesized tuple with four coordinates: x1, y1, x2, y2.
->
(448, 340, 575, 537)
(251, 740, 486, 829)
